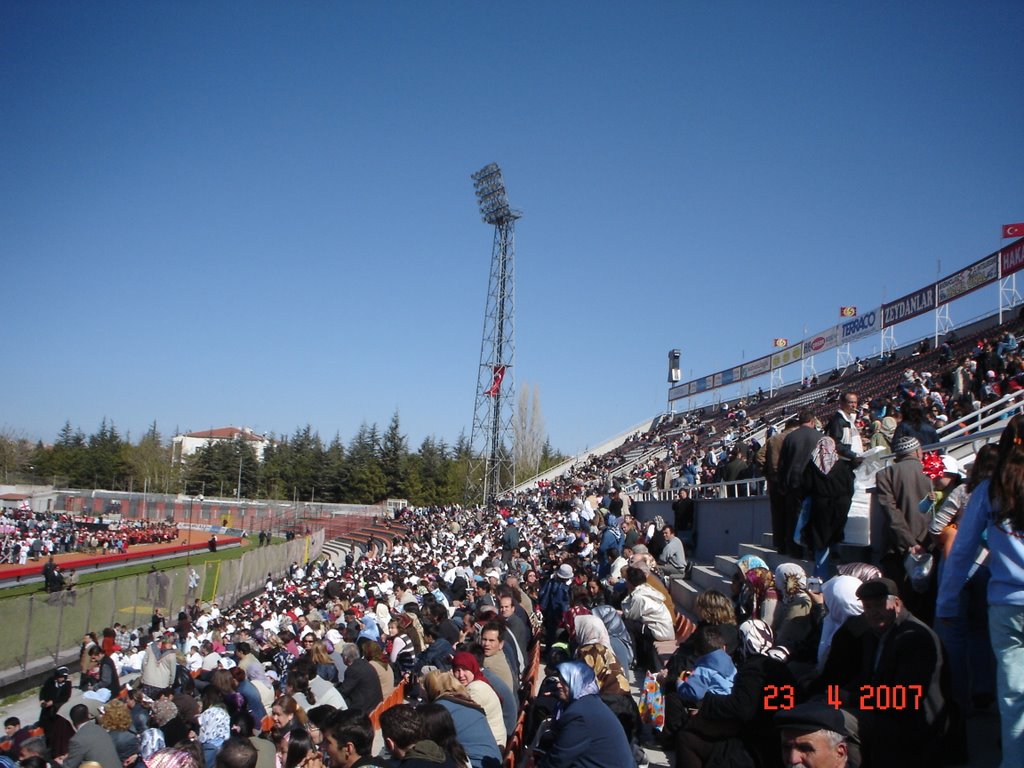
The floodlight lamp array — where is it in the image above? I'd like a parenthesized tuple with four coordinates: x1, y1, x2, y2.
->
(471, 163, 516, 225)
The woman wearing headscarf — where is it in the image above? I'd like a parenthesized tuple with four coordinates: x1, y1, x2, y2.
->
(588, 604, 634, 672)
(537, 662, 634, 768)
(801, 435, 855, 579)
(38, 666, 72, 744)
(422, 671, 500, 768)
(815, 574, 865, 673)
(731, 555, 777, 626)
(676, 620, 797, 768)
(451, 651, 506, 747)
(573, 615, 641, 756)
(771, 562, 813, 655)
(573, 616, 629, 697)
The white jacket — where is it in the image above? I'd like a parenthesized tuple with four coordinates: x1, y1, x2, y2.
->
(623, 584, 674, 641)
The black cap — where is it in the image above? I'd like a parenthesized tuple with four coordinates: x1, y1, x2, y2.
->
(855, 577, 899, 601)
(775, 701, 860, 743)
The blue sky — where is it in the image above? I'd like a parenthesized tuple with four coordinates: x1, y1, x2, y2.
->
(3, 2, 1023, 456)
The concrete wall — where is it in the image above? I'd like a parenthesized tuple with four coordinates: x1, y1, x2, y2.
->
(631, 496, 771, 564)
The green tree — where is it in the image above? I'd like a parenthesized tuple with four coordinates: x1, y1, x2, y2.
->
(343, 422, 386, 504)
(380, 411, 419, 501)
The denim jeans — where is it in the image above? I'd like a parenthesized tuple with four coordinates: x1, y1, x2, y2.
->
(989, 603, 1024, 768)
(933, 564, 995, 714)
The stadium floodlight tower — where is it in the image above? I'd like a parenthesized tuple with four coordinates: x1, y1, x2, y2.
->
(467, 163, 521, 506)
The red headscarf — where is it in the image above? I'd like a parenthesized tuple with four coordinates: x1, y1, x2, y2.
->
(451, 651, 495, 693)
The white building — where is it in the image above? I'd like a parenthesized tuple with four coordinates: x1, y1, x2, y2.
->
(172, 426, 272, 463)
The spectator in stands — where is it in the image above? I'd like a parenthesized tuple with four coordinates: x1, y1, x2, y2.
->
(801, 436, 855, 579)
(759, 417, 800, 555)
(322, 711, 387, 768)
(657, 525, 688, 575)
(379, 705, 458, 768)
(873, 435, 933, 616)
(450, 651, 505, 747)
(336, 643, 381, 716)
(676, 625, 736, 705)
(825, 392, 864, 466)
(892, 402, 939, 448)
(772, 563, 813, 657)
(62, 703, 122, 768)
(621, 566, 673, 673)
(777, 410, 822, 558)
(422, 672, 500, 768)
(775, 701, 859, 768)
(937, 415, 1024, 768)
(537, 662, 634, 768)
(853, 578, 948, 768)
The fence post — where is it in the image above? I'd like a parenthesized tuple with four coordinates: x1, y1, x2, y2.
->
(54, 594, 65, 667)
(22, 596, 34, 674)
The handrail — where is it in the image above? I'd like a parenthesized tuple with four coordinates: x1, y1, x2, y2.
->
(638, 418, 1016, 504)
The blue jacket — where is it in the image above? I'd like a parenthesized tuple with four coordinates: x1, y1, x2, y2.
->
(937, 479, 1024, 617)
(539, 694, 635, 768)
(677, 649, 737, 703)
(436, 699, 500, 768)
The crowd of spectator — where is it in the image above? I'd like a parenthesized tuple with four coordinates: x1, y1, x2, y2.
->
(0, 514, 179, 565)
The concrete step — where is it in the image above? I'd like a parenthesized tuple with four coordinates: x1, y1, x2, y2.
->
(761, 532, 774, 549)
(690, 564, 731, 593)
(736, 542, 814, 574)
(714, 554, 739, 576)
(666, 574, 701, 616)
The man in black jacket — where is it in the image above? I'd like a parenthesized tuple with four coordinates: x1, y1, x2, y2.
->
(336, 643, 383, 716)
(776, 410, 821, 557)
(825, 391, 864, 465)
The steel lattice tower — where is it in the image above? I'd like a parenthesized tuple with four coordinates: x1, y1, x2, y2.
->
(467, 163, 521, 505)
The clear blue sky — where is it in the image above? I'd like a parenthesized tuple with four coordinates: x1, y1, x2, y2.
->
(3, 2, 1023, 456)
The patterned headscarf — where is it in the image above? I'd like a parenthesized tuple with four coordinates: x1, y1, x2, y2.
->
(773, 562, 808, 602)
(739, 619, 774, 657)
(144, 748, 200, 768)
(811, 437, 839, 475)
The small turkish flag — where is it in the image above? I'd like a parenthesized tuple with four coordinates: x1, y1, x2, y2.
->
(1003, 223, 1024, 238)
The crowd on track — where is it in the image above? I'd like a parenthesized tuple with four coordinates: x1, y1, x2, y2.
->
(1, 514, 179, 566)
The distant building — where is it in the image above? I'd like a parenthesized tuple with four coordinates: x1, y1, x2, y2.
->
(172, 426, 272, 463)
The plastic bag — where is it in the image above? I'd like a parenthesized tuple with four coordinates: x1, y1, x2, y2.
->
(904, 552, 934, 593)
(638, 671, 665, 731)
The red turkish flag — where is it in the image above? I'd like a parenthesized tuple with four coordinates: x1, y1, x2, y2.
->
(1003, 223, 1024, 239)
(484, 365, 506, 396)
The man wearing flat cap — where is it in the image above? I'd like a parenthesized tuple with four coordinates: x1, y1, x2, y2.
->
(817, 578, 947, 768)
(776, 701, 859, 768)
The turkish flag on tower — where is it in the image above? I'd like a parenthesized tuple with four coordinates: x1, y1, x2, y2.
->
(1002, 223, 1024, 238)
(484, 365, 506, 396)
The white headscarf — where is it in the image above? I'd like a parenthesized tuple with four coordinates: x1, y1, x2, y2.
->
(818, 575, 864, 670)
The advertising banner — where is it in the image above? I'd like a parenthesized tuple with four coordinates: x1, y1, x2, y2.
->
(802, 326, 839, 356)
(882, 285, 935, 327)
(840, 306, 857, 317)
(742, 355, 771, 379)
(838, 306, 880, 343)
(771, 345, 803, 369)
(999, 237, 1024, 277)
(936, 254, 998, 304)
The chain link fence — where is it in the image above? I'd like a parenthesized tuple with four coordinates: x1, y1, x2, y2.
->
(0, 531, 323, 689)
